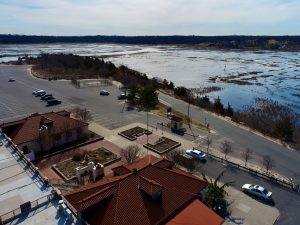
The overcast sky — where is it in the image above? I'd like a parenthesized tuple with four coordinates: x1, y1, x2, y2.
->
(1, 0, 300, 35)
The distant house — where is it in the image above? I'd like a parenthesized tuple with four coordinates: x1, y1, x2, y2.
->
(64, 155, 224, 225)
(0, 111, 89, 160)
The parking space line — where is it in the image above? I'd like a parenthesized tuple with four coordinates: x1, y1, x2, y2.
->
(0, 101, 18, 116)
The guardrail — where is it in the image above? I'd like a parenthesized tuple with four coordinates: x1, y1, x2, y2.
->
(204, 150, 299, 192)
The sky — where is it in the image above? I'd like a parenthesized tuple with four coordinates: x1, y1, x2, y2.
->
(1, 0, 300, 36)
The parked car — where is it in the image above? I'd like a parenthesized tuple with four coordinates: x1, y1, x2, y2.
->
(117, 93, 127, 100)
(33, 90, 46, 96)
(8, 77, 15, 82)
(41, 94, 52, 100)
(186, 148, 206, 161)
(242, 184, 273, 200)
(47, 99, 61, 106)
(100, 90, 109, 96)
(43, 96, 55, 101)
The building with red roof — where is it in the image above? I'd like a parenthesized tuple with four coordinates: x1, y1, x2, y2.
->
(64, 156, 224, 225)
(0, 111, 89, 159)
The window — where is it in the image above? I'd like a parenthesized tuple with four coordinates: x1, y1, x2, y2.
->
(77, 128, 83, 135)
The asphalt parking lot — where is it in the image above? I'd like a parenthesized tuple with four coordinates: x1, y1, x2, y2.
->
(0, 65, 146, 129)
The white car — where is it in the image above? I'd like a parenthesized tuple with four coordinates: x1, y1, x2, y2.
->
(32, 89, 46, 96)
(186, 148, 206, 161)
(242, 184, 272, 200)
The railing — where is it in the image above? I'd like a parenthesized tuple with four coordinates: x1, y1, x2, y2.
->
(0, 131, 55, 224)
(0, 193, 56, 224)
(204, 150, 299, 192)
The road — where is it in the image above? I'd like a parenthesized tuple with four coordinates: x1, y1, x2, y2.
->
(159, 92, 300, 184)
(200, 158, 300, 225)
(1, 65, 300, 224)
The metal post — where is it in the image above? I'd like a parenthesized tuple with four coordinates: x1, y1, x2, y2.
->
(147, 110, 149, 144)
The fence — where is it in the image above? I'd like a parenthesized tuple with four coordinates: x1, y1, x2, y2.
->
(203, 150, 299, 192)
(71, 78, 113, 88)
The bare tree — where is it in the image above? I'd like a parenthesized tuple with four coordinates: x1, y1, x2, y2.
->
(121, 145, 142, 163)
(164, 149, 184, 163)
(72, 107, 93, 123)
(205, 136, 212, 154)
(241, 148, 253, 166)
(262, 155, 275, 173)
(221, 140, 233, 160)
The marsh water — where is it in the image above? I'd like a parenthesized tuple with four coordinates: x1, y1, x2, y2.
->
(1, 43, 300, 111)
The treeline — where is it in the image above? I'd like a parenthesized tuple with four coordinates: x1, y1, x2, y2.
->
(2, 34, 300, 49)
(28, 53, 166, 87)
(172, 86, 300, 149)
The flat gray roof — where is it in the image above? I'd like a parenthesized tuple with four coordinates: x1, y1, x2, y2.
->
(0, 133, 52, 216)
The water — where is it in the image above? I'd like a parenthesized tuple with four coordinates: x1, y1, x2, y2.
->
(1, 43, 299, 111)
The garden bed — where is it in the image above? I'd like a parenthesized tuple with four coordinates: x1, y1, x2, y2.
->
(118, 126, 152, 141)
(144, 137, 181, 154)
(53, 147, 117, 180)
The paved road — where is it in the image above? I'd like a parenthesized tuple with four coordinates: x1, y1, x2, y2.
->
(1, 65, 300, 224)
(200, 158, 300, 225)
(159, 92, 300, 184)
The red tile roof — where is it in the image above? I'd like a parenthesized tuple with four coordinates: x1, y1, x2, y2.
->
(0, 111, 88, 145)
(166, 198, 224, 225)
(64, 157, 210, 225)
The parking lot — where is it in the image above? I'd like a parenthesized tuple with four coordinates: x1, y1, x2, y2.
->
(0, 65, 144, 129)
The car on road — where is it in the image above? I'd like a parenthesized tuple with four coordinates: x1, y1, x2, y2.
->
(100, 90, 109, 96)
(46, 99, 61, 106)
(242, 184, 273, 200)
(186, 148, 206, 161)
(117, 93, 127, 100)
(8, 77, 15, 82)
(41, 94, 53, 100)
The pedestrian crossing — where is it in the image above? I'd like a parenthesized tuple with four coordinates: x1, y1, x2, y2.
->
(91, 113, 128, 130)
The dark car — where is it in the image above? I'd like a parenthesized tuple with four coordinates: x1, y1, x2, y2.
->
(8, 77, 15, 82)
(117, 93, 127, 100)
(47, 99, 61, 106)
(43, 96, 55, 101)
(100, 90, 109, 96)
(41, 94, 52, 100)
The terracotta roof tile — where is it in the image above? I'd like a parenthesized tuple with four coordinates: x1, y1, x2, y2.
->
(139, 175, 163, 196)
(64, 156, 209, 225)
(0, 111, 88, 145)
(166, 198, 224, 225)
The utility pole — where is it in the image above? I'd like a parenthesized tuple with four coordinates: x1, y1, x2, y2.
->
(146, 109, 149, 144)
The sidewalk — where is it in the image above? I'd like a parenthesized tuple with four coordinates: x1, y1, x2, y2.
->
(224, 186, 279, 225)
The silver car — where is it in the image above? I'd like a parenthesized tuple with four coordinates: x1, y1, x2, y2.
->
(242, 184, 272, 200)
